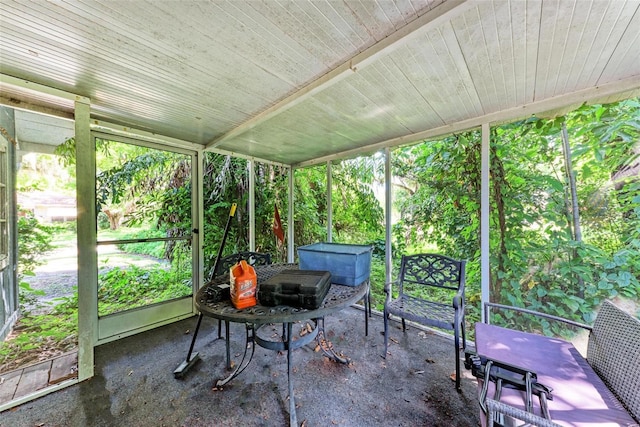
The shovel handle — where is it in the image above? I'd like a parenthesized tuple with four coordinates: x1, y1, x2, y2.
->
(211, 203, 237, 276)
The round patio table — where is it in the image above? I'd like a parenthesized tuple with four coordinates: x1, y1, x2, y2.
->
(195, 263, 369, 427)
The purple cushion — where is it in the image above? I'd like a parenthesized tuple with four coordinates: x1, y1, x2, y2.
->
(475, 323, 638, 426)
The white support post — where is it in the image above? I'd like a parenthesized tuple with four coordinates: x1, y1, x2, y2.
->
(248, 160, 255, 251)
(326, 161, 332, 242)
(287, 168, 295, 262)
(75, 97, 95, 381)
(195, 149, 204, 292)
(481, 123, 491, 322)
(385, 148, 392, 285)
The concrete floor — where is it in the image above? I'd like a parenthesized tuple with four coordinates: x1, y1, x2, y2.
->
(0, 307, 481, 427)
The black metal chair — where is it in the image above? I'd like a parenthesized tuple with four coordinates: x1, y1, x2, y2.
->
(210, 251, 272, 281)
(383, 253, 467, 391)
(210, 251, 272, 369)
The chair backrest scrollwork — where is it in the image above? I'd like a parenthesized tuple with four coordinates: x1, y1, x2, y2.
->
(398, 253, 465, 297)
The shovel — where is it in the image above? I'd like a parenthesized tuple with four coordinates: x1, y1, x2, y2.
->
(174, 203, 237, 379)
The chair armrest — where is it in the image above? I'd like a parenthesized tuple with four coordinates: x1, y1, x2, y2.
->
(486, 399, 562, 427)
(483, 302, 592, 331)
(452, 288, 464, 310)
(384, 280, 399, 298)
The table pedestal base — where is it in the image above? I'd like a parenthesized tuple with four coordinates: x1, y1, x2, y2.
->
(215, 317, 349, 426)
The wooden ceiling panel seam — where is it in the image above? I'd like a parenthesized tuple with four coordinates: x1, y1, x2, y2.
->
(0, 39, 273, 136)
(377, 56, 443, 120)
(341, 0, 391, 42)
(533, 0, 559, 101)
(294, 74, 640, 169)
(305, 1, 368, 51)
(520, 0, 542, 106)
(297, 86, 411, 141)
(356, 61, 440, 132)
(88, 0, 261, 73)
(581, 1, 637, 86)
(405, 33, 456, 113)
(0, 17, 255, 113)
(503, 0, 527, 107)
(424, 25, 483, 120)
(453, 4, 503, 114)
(377, 0, 412, 31)
(200, 1, 324, 86)
(494, 0, 520, 107)
(570, 1, 625, 94)
(553, 2, 580, 96)
(229, 109, 385, 159)
(596, 2, 640, 84)
(389, 45, 448, 125)
(9, 0, 295, 115)
(204, 0, 477, 150)
(270, 1, 354, 61)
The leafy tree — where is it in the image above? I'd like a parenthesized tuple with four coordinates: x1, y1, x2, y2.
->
(16, 210, 54, 312)
(391, 98, 640, 328)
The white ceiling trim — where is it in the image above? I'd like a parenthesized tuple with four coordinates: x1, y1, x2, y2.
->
(0, 95, 74, 121)
(91, 120, 290, 167)
(0, 73, 88, 103)
(205, 0, 478, 151)
(90, 120, 203, 152)
(295, 74, 640, 168)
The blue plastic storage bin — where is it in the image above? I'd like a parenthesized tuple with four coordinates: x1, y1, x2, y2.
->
(298, 242, 373, 286)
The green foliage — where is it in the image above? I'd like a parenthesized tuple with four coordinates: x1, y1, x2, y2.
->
(97, 211, 110, 230)
(17, 152, 75, 195)
(18, 280, 46, 312)
(114, 228, 167, 258)
(391, 98, 640, 336)
(330, 158, 384, 240)
(392, 133, 481, 259)
(30, 99, 636, 352)
(200, 154, 288, 271)
(293, 165, 329, 244)
(0, 292, 77, 370)
(16, 211, 55, 312)
(96, 148, 174, 214)
(369, 259, 388, 311)
(17, 212, 55, 277)
(97, 264, 191, 316)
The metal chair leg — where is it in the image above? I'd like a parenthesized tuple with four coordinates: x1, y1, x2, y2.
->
(364, 287, 370, 336)
(454, 324, 461, 392)
(225, 320, 231, 370)
(285, 322, 297, 427)
(383, 309, 389, 358)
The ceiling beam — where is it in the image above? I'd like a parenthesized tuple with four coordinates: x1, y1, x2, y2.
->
(92, 120, 290, 167)
(294, 75, 640, 168)
(91, 120, 205, 152)
(0, 95, 75, 121)
(1, 74, 88, 120)
(16, 140, 60, 155)
(205, 0, 476, 151)
(0, 73, 88, 103)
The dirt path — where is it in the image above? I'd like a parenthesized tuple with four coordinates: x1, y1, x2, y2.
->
(23, 241, 166, 303)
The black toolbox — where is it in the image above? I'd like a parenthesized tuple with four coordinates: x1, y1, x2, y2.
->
(258, 270, 331, 309)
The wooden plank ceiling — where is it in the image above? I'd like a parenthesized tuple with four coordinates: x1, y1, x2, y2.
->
(1, 0, 639, 166)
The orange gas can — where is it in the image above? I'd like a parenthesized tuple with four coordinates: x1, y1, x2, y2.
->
(230, 260, 257, 309)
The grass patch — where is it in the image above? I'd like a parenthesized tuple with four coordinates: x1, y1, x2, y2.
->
(98, 264, 192, 316)
(0, 295, 78, 372)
